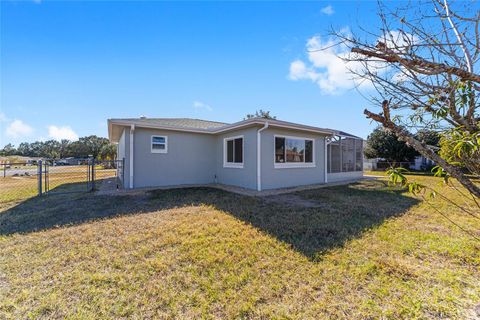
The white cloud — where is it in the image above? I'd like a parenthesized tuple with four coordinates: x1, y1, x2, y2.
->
(193, 101, 213, 112)
(288, 29, 410, 94)
(289, 60, 308, 80)
(321, 5, 334, 16)
(289, 32, 371, 94)
(382, 30, 419, 51)
(48, 125, 79, 141)
(392, 66, 410, 83)
(289, 60, 318, 81)
(6, 120, 34, 138)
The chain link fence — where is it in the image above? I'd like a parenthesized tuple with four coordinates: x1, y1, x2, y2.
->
(363, 160, 435, 172)
(1, 162, 42, 203)
(43, 159, 93, 194)
(91, 159, 124, 193)
(0, 159, 124, 205)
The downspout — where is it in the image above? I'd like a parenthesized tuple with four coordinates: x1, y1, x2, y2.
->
(129, 124, 135, 189)
(324, 137, 329, 184)
(256, 122, 269, 191)
(325, 135, 336, 183)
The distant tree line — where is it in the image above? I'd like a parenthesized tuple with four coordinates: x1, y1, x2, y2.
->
(0, 135, 116, 160)
(364, 127, 441, 163)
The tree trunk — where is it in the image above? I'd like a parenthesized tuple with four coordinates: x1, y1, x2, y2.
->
(364, 102, 480, 199)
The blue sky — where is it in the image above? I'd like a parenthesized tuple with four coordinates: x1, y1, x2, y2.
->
(1, 0, 381, 146)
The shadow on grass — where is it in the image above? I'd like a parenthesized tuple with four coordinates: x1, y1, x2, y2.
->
(0, 179, 419, 259)
(46, 181, 92, 194)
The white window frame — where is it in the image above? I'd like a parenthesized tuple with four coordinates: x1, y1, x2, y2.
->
(151, 135, 168, 154)
(274, 134, 316, 169)
(223, 135, 244, 168)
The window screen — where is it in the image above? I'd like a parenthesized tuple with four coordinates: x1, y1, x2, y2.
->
(328, 141, 341, 173)
(275, 137, 313, 164)
(227, 140, 234, 163)
(286, 138, 305, 162)
(275, 137, 285, 163)
(355, 139, 363, 171)
(225, 137, 243, 164)
(305, 140, 313, 163)
(342, 138, 355, 172)
(151, 136, 167, 153)
(234, 138, 243, 163)
(327, 136, 362, 173)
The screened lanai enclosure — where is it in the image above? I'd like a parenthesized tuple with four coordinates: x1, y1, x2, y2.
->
(327, 135, 363, 174)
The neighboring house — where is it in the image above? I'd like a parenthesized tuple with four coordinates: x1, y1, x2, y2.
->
(363, 158, 377, 171)
(56, 157, 89, 166)
(24, 157, 43, 165)
(108, 117, 364, 191)
(363, 158, 392, 171)
(0, 156, 43, 166)
(364, 156, 435, 171)
(411, 155, 435, 171)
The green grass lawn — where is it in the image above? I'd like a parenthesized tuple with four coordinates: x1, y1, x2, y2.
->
(0, 176, 479, 319)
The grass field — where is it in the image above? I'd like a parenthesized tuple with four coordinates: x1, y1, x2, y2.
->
(0, 175, 479, 319)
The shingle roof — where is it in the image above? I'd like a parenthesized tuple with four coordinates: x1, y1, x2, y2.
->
(108, 116, 362, 142)
(335, 130, 363, 139)
(114, 118, 229, 130)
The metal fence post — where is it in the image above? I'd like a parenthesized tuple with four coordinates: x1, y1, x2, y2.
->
(45, 162, 48, 194)
(91, 158, 95, 192)
(86, 160, 90, 191)
(38, 160, 42, 196)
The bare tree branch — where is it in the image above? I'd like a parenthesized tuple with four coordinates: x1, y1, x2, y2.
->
(364, 100, 480, 198)
(351, 47, 480, 83)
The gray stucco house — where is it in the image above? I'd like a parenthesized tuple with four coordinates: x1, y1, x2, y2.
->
(108, 117, 363, 191)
